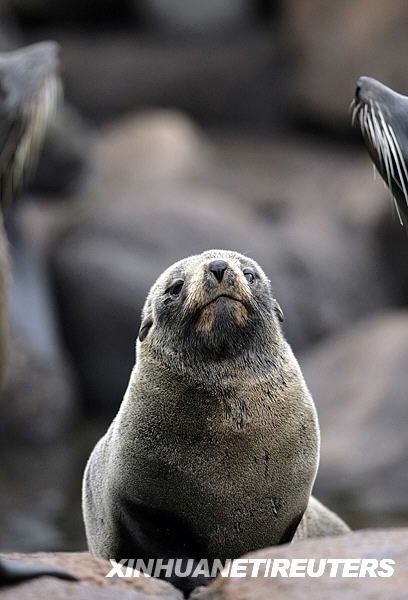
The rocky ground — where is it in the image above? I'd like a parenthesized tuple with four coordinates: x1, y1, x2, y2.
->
(1, 529, 407, 599)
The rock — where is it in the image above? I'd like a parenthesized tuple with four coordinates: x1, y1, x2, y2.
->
(6, 0, 132, 24)
(193, 528, 407, 600)
(0, 552, 182, 599)
(30, 104, 91, 197)
(1, 200, 78, 444)
(93, 110, 212, 187)
(301, 311, 408, 528)
(49, 118, 393, 414)
(208, 131, 388, 229)
(0, 415, 107, 552)
(282, 0, 408, 130)
(37, 29, 284, 126)
(137, 0, 251, 34)
(0, 331, 75, 443)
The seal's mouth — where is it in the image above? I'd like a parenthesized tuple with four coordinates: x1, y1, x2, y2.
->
(351, 80, 408, 226)
(202, 293, 244, 310)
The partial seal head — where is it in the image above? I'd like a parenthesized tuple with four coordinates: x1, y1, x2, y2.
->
(0, 41, 61, 207)
(138, 249, 284, 357)
(352, 76, 408, 226)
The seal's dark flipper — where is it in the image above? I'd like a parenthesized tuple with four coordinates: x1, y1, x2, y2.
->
(278, 512, 304, 545)
(0, 558, 77, 586)
(352, 76, 408, 228)
(0, 41, 61, 211)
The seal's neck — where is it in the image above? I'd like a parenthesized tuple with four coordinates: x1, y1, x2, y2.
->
(135, 334, 288, 401)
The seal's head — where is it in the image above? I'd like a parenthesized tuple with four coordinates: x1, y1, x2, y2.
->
(138, 250, 284, 358)
(0, 41, 60, 207)
(352, 76, 408, 226)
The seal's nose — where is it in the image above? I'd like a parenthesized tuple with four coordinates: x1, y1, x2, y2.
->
(209, 260, 228, 282)
(355, 76, 370, 101)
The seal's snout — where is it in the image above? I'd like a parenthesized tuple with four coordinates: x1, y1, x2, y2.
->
(355, 81, 362, 101)
(354, 75, 396, 107)
(355, 76, 373, 103)
(208, 260, 228, 283)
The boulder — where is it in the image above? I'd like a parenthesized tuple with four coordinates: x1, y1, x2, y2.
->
(193, 528, 408, 600)
(0, 552, 182, 599)
(30, 104, 91, 197)
(301, 311, 408, 528)
(92, 110, 212, 187)
(41, 29, 284, 126)
(136, 0, 251, 34)
(208, 131, 387, 228)
(0, 332, 75, 443)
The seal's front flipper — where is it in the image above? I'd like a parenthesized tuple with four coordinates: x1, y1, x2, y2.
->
(293, 496, 350, 541)
(0, 558, 77, 586)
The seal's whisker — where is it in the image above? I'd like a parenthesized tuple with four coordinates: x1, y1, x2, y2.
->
(376, 107, 394, 190)
(377, 106, 402, 194)
(352, 88, 408, 225)
(368, 101, 382, 158)
(366, 111, 377, 153)
(371, 108, 387, 171)
(0, 71, 60, 207)
(392, 196, 404, 225)
(388, 123, 408, 206)
(385, 127, 408, 205)
(352, 102, 360, 126)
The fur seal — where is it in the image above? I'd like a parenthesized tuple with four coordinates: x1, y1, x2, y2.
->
(0, 40, 60, 382)
(352, 76, 408, 226)
(0, 41, 60, 209)
(0, 42, 76, 586)
(83, 249, 349, 593)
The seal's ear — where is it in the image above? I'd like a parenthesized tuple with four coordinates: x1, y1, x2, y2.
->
(273, 299, 284, 322)
(138, 317, 153, 342)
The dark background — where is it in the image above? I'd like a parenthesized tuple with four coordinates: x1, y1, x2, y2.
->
(0, 0, 407, 553)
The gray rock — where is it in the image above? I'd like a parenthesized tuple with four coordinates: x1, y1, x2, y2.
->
(30, 104, 91, 197)
(0, 331, 75, 443)
(0, 551, 182, 599)
(194, 528, 408, 600)
(137, 0, 251, 34)
(45, 30, 285, 126)
(302, 311, 408, 528)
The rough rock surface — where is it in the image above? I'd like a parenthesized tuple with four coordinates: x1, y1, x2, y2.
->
(1, 530, 407, 599)
(0, 332, 75, 443)
(0, 552, 182, 599)
(302, 311, 408, 528)
(194, 528, 408, 600)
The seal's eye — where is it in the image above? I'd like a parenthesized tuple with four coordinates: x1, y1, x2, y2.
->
(167, 279, 184, 296)
(243, 268, 255, 284)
